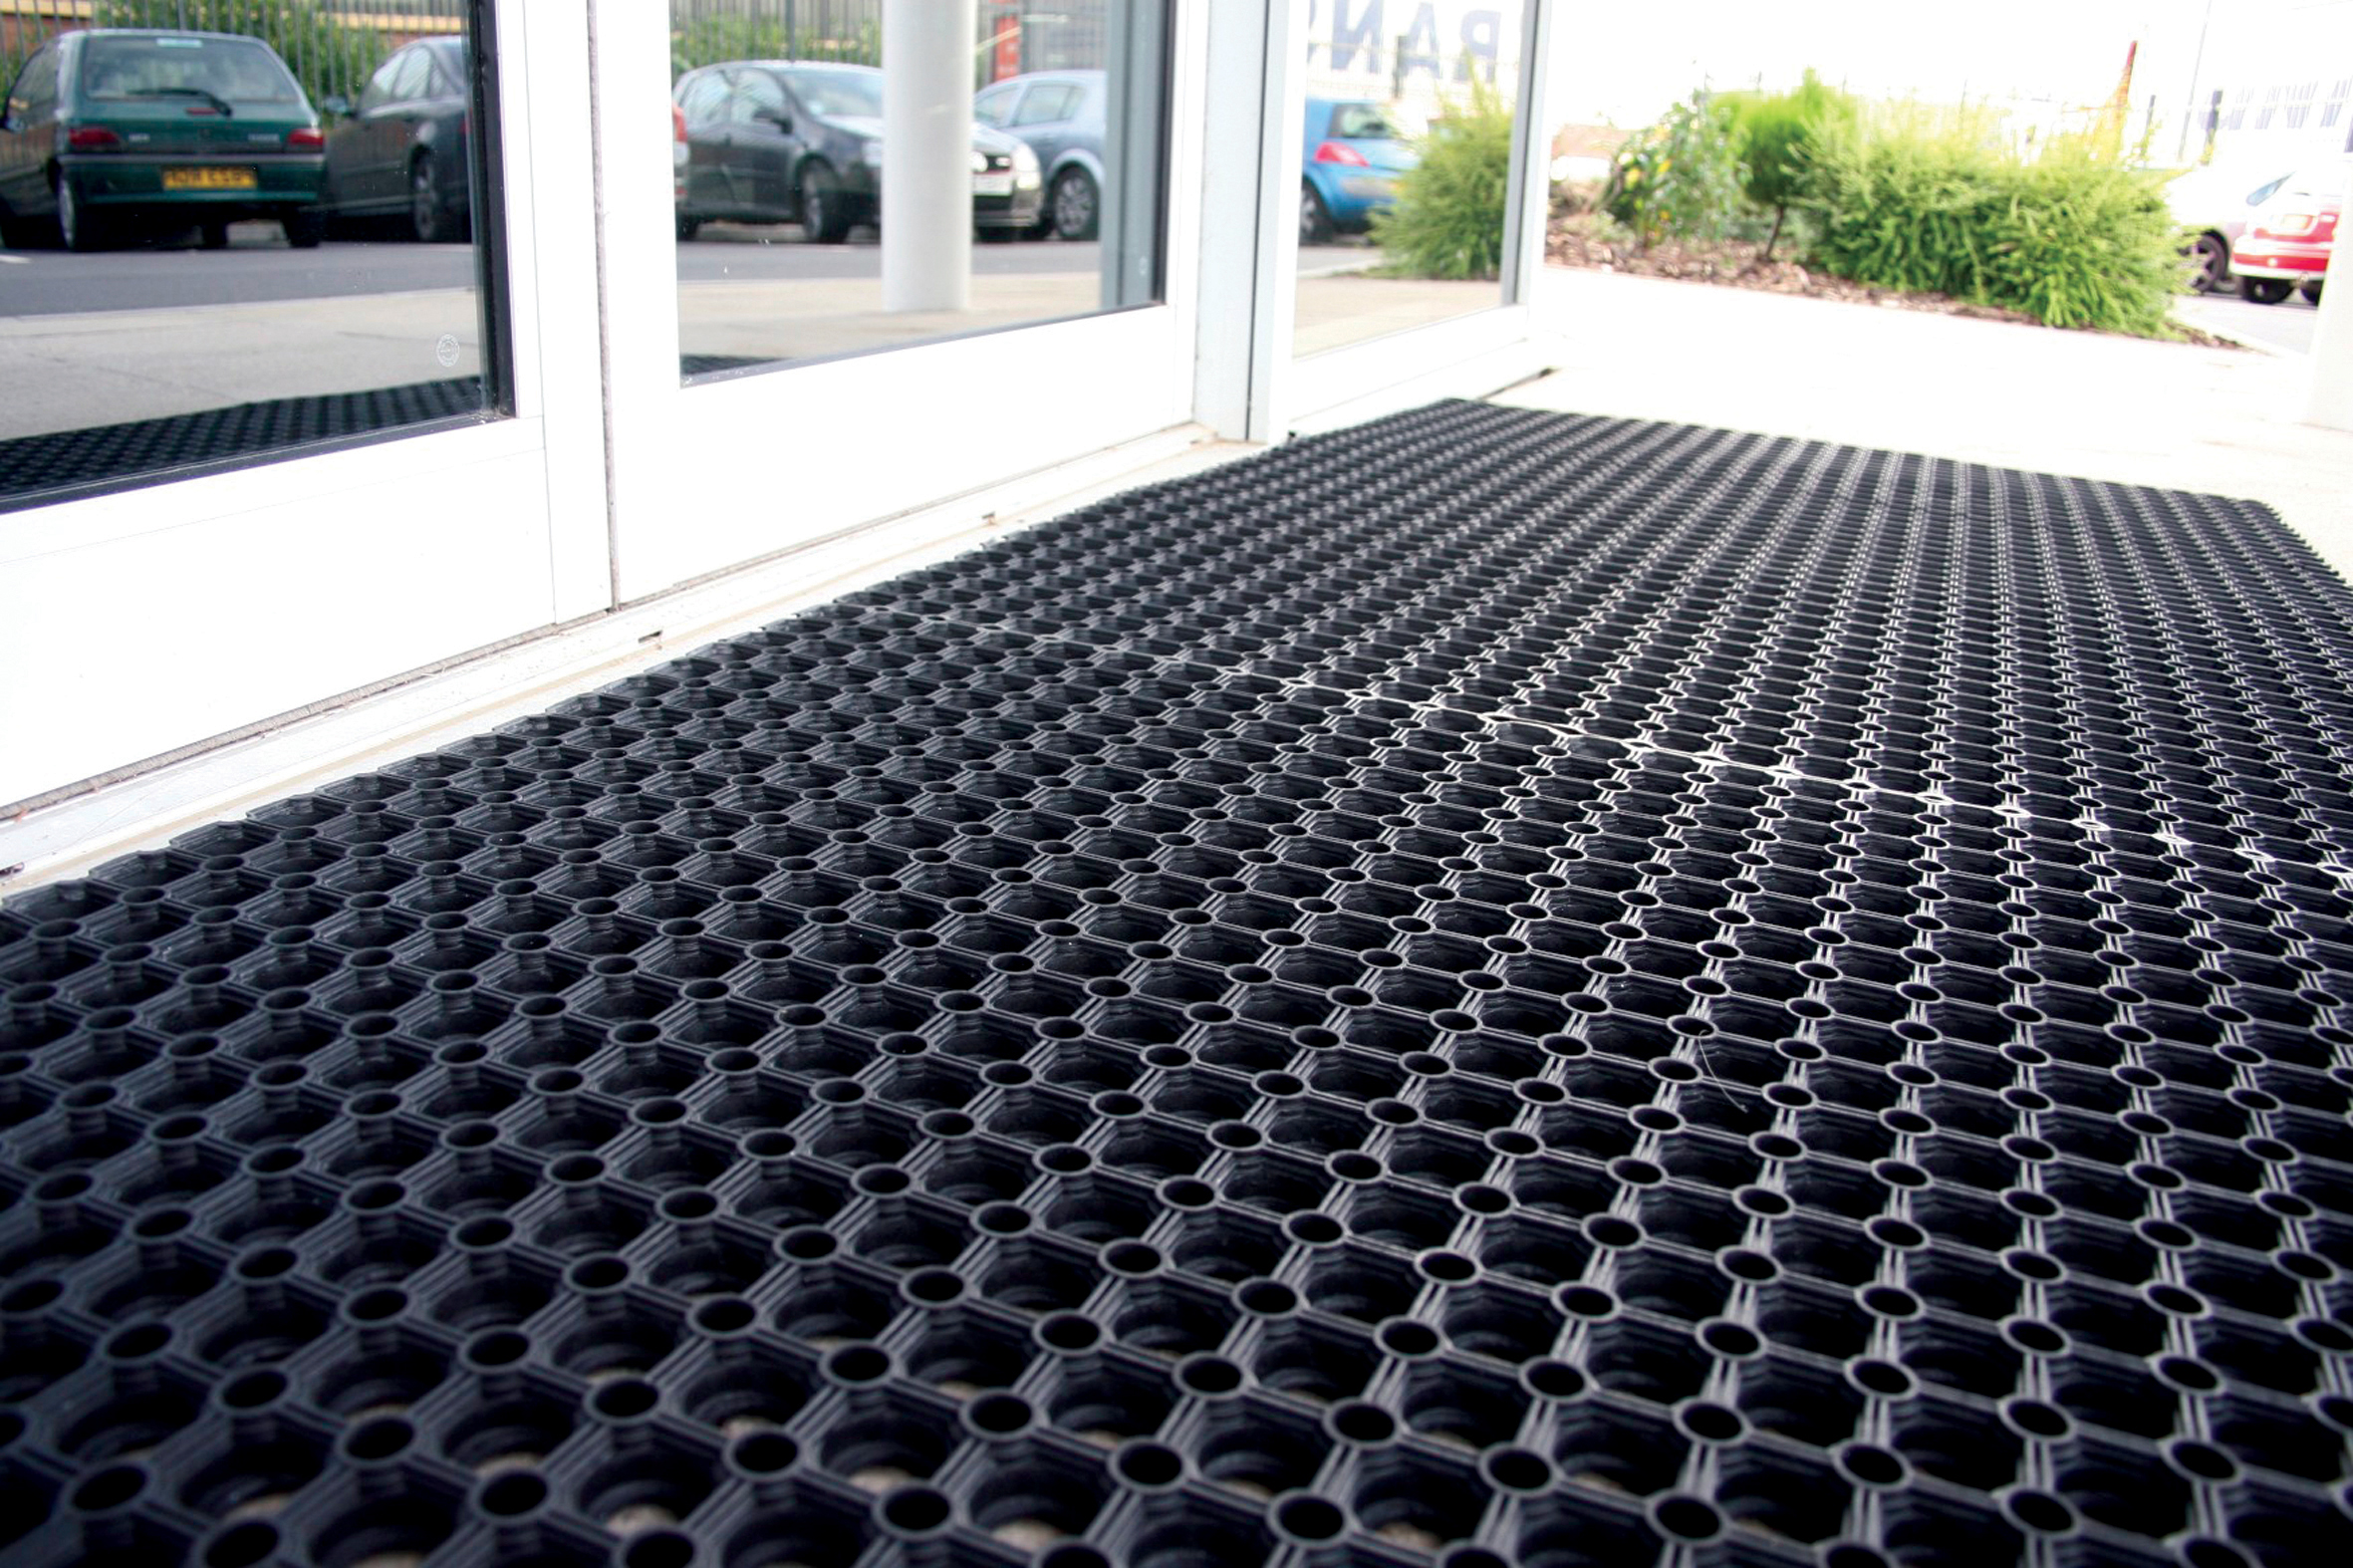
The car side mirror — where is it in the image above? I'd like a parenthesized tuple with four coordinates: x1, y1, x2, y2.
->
(321, 95, 350, 117)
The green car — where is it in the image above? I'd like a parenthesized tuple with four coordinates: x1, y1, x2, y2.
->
(0, 29, 327, 251)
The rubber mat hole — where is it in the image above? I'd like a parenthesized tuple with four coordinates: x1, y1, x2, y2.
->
(1115, 1441, 1184, 1490)
(1836, 1443, 1908, 1488)
(728, 1432, 800, 1476)
(1273, 1494, 1346, 1543)
(203, 1521, 281, 1568)
(622, 1530, 696, 1568)
(880, 1484, 954, 1536)
(475, 1468, 549, 1518)
(1481, 1446, 1552, 1492)
(340, 1416, 414, 1462)
(71, 1462, 146, 1512)
(589, 1379, 660, 1422)
(1328, 1401, 1397, 1445)
(2002, 1489, 2075, 1535)
(1651, 1494, 1723, 1542)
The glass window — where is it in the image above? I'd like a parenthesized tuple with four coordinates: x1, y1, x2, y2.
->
(383, 46, 435, 106)
(7, 44, 62, 122)
(1292, 0, 1525, 360)
(973, 83, 1018, 127)
(80, 34, 305, 104)
(731, 70, 788, 125)
(678, 71, 730, 126)
(1012, 82, 1080, 126)
(671, 0, 1167, 379)
(0, 0, 505, 512)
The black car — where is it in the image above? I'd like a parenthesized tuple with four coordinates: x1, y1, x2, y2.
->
(318, 36, 470, 242)
(673, 60, 1042, 243)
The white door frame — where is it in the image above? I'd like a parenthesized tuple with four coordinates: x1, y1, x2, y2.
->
(1197, 0, 1558, 440)
(588, 0, 1207, 604)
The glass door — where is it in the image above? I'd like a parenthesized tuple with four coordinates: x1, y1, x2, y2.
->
(600, 0, 1193, 601)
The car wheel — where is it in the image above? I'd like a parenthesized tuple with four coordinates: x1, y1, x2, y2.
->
(1050, 166, 1099, 241)
(57, 176, 101, 252)
(1299, 180, 1332, 246)
(199, 221, 231, 250)
(410, 154, 448, 243)
(2183, 233, 2227, 293)
(800, 162, 849, 243)
(281, 210, 326, 249)
(2240, 278, 2293, 305)
(2300, 280, 2323, 305)
(675, 213, 701, 242)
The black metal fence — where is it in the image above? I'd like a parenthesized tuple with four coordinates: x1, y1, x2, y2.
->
(0, 0, 464, 115)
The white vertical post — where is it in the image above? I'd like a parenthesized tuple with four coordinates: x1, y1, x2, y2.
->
(1192, 0, 1305, 442)
(2306, 156, 2353, 430)
(882, 0, 975, 313)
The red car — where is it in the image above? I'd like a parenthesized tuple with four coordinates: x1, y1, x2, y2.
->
(2228, 163, 2342, 305)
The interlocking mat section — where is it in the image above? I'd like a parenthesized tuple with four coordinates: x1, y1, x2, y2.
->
(4, 401, 2352, 1568)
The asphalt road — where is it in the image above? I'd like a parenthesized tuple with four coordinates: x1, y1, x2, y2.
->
(2, 225, 1385, 316)
(2178, 287, 2322, 355)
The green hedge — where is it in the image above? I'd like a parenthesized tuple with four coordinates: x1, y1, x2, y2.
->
(1801, 122, 2179, 334)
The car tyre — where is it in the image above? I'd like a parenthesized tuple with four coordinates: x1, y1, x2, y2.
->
(410, 153, 465, 243)
(2240, 278, 2293, 305)
(2300, 280, 2323, 305)
(800, 162, 850, 243)
(675, 213, 701, 241)
(2183, 233, 2227, 293)
(1050, 166, 1099, 241)
(57, 177, 102, 252)
(199, 221, 230, 250)
(281, 210, 326, 248)
(1300, 180, 1332, 246)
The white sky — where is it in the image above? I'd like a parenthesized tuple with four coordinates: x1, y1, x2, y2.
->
(1550, 0, 2340, 131)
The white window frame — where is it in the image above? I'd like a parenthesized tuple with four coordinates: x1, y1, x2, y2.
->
(0, 0, 610, 813)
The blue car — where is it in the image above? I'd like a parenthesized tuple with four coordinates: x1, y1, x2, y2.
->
(1300, 97, 1416, 244)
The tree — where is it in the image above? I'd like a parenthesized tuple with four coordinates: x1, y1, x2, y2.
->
(1718, 71, 1857, 260)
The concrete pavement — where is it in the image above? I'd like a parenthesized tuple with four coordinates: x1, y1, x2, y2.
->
(1511, 266, 2353, 580)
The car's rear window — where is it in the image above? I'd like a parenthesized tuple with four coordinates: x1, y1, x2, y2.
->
(1330, 104, 1397, 139)
(783, 68, 883, 119)
(81, 35, 304, 105)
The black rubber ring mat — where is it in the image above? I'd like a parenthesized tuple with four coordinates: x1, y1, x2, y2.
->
(4, 401, 2351, 1568)
(0, 381, 485, 505)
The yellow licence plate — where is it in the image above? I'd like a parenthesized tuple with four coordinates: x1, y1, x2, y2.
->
(162, 167, 256, 190)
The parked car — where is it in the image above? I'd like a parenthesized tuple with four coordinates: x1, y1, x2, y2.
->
(2167, 162, 2296, 293)
(1299, 97, 1417, 244)
(674, 61, 1042, 243)
(0, 28, 325, 251)
(2229, 163, 2342, 305)
(974, 69, 1103, 240)
(317, 35, 470, 242)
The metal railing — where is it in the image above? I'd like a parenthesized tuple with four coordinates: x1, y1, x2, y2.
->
(668, 0, 1108, 83)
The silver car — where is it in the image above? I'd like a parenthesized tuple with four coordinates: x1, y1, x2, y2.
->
(974, 69, 1104, 241)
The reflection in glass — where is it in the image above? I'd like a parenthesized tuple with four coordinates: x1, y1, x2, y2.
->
(1294, 0, 1524, 358)
(0, 0, 499, 509)
(671, 0, 1165, 379)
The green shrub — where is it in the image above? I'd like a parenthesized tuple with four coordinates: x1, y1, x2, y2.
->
(1719, 71, 1855, 257)
(1370, 79, 1514, 281)
(1801, 117, 2179, 333)
(1603, 93, 1746, 249)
